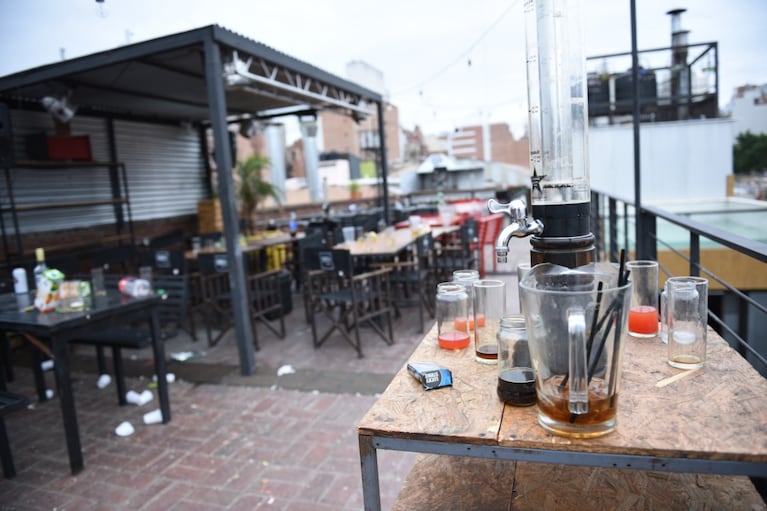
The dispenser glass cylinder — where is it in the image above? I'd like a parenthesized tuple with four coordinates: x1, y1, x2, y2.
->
(524, 0, 591, 241)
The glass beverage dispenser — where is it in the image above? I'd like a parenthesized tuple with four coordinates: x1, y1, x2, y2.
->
(526, 0, 594, 267)
(489, 0, 594, 268)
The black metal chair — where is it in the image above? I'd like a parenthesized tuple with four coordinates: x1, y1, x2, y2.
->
(288, 231, 326, 292)
(145, 249, 188, 276)
(196, 253, 235, 346)
(71, 274, 192, 405)
(303, 247, 394, 358)
(435, 218, 478, 281)
(374, 233, 437, 333)
(94, 244, 137, 274)
(148, 229, 185, 250)
(196, 252, 285, 349)
(0, 390, 30, 478)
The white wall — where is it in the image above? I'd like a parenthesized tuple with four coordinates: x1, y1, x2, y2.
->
(730, 85, 767, 141)
(589, 118, 734, 202)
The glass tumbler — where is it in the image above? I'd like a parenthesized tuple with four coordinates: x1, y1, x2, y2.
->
(497, 315, 536, 406)
(667, 276, 708, 369)
(626, 260, 659, 337)
(453, 269, 480, 328)
(472, 279, 506, 364)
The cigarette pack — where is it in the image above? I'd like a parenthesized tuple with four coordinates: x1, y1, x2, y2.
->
(407, 362, 453, 390)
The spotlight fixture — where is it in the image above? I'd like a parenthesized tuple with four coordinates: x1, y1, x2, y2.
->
(41, 96, 76, 123)
(298, 114, 318, 137)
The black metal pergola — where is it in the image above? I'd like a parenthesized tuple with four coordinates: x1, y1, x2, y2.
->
(0, 24, 389, 375)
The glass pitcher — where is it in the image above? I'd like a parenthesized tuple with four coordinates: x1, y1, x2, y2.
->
(519, 262, 631, 438)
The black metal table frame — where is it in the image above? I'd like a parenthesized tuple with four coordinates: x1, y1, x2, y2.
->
(358, 435, 767, 511)
(0, 291, 170, 474)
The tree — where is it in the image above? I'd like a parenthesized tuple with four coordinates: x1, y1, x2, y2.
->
(733, 132, 767, 175)
(237, 154, 282, 233)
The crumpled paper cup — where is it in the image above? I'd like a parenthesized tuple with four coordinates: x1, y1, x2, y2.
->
(115, 421, 135, 437)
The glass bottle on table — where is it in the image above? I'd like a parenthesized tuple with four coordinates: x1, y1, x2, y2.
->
(33, 247, 48, 290)
(289, 211, 298, 237)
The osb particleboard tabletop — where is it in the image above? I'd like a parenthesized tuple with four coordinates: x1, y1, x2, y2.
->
(358, 325, 767, 466)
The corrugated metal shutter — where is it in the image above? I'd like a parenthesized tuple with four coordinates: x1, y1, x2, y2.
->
(2, 110, 207, 235)
(114, 120, 207, 222)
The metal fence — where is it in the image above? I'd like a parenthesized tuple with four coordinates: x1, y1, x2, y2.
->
(591, 190, 767, 377)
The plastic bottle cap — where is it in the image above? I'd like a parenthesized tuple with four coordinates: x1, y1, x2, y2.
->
(36, 247, 45, 261)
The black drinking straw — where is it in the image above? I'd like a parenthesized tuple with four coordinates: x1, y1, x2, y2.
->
(585, 281, 605, 364)
(587, 307, 616, 384)
(569, 250, 628, 423)
(608, 250, 630, 407)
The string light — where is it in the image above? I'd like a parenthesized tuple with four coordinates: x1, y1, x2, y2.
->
(95, 0, 107, 17)
(392, 0, 520, 96)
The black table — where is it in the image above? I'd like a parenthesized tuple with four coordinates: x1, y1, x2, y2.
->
(0, 291, 170, 474)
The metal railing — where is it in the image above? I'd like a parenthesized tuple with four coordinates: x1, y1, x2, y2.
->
(591, 190, 767, 376)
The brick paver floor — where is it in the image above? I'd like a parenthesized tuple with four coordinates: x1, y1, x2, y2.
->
(0, 245, 526, 510)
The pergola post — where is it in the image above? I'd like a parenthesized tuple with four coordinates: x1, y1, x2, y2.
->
(300, 117, 322, 203)
(203, 38, 257, 376)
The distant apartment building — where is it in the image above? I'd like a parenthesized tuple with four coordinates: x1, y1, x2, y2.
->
(729, 84, 767, 142)
(439, 123, 529, 167)
(320, 102, 401, 166)
(401, 125, 429, 163)
(286, 137, 305, 180)
(283, 101, 400, 181)
(315, 59, 401, 169)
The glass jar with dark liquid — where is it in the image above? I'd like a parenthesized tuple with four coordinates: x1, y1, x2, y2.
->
(496, 315, 536, 406)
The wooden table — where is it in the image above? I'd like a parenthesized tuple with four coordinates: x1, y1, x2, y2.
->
(394, 214, 456, 229)
(0, 291, 168, 475)
(185, 231, 305, 260)
(335, 228, 419, 258)
(357, 326, 767, 510)
(335, 227, 458, 258)
(247, 231, 305, 249)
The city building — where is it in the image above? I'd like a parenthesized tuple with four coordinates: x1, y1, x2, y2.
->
(437, 123, 529, 168)
(728, 83, 767, 141)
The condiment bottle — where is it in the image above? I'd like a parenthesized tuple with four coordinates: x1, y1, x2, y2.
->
(33, 247, 48, 290)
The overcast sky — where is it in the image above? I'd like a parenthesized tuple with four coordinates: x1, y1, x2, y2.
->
(1, 0, 765, 139)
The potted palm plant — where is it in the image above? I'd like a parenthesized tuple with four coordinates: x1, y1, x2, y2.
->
(349, 179, 362, 200)
(237, 154, 283, 234)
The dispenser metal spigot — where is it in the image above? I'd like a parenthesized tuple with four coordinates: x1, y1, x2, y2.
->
(487, 198, 544, 264)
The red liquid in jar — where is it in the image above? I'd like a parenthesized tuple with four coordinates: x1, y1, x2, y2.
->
(628, 305, 658, 335)
(438, 331, 471, 349)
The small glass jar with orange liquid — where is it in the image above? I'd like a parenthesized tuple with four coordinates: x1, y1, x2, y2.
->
(436, 282, 471, 350)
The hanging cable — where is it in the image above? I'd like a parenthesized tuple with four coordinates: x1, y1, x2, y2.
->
(393, 0, 521, 96)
